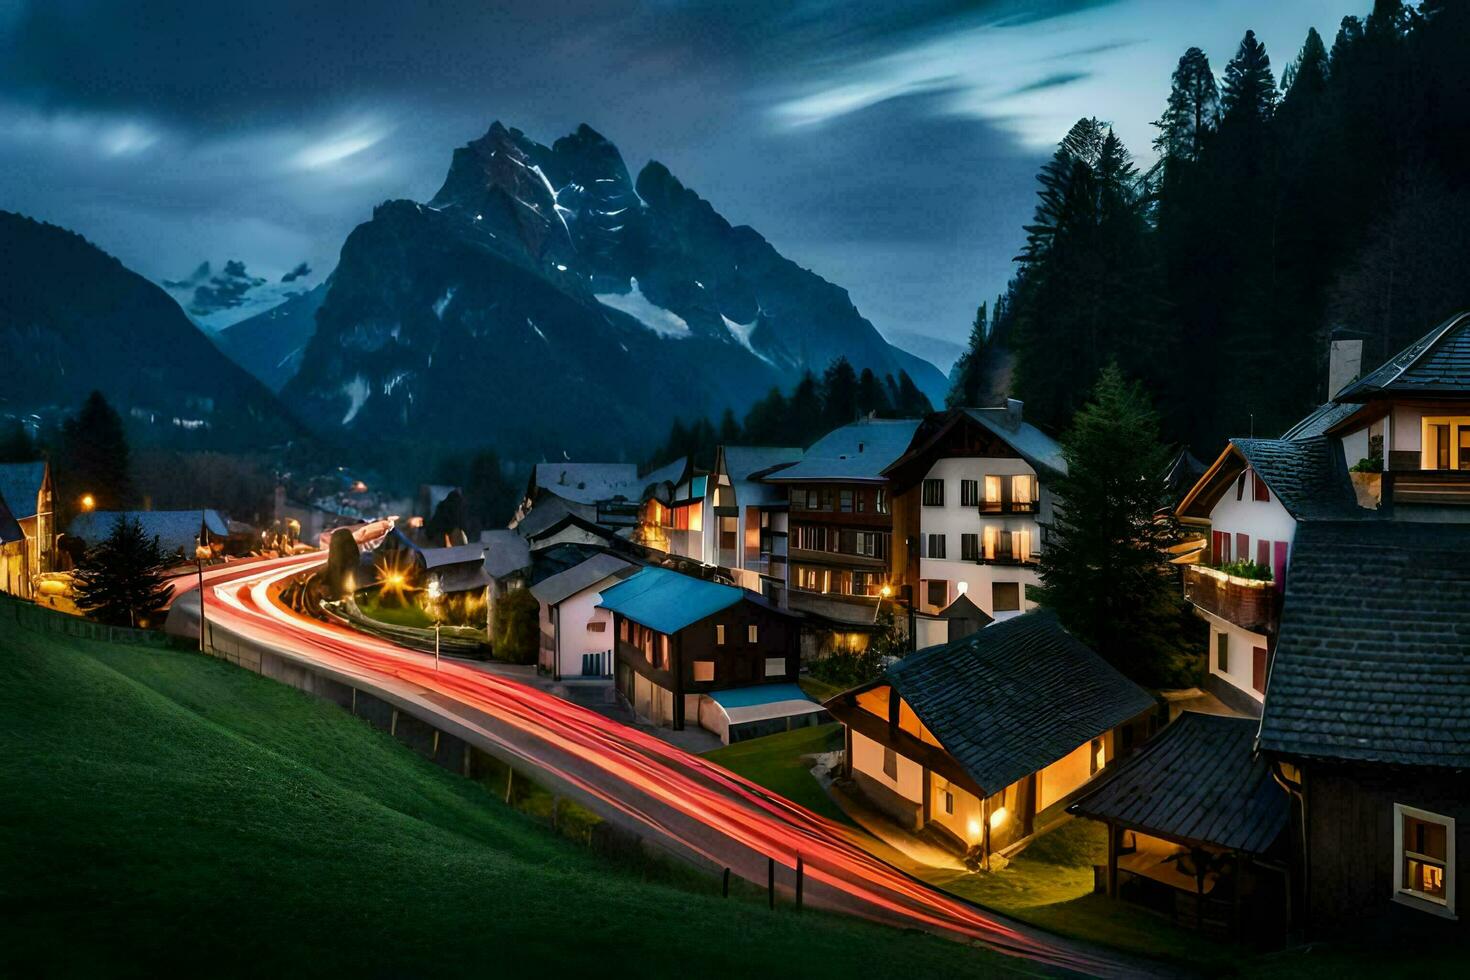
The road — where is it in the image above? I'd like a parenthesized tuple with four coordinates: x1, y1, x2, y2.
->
(188, 551, 1159, 978)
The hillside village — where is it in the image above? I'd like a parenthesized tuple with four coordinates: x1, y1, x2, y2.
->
(6, 313, 1467, 957)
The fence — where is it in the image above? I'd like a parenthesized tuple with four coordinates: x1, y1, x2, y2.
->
(0, 592, 173, 647)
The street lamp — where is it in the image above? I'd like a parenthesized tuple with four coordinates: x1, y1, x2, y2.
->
(80, 493, 95, 512)
(194, 537, 212, 653)
(426, 577, 443, 671)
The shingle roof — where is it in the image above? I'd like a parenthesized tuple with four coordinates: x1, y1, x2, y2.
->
(1335, 312, 1470, 401)
(963, 408, 1067, 478)
(1232, 436, 1359, 521)
(419, 542, 488, 569)
(0, 492, 22, 545)
(1068, 712, 1288, 854)
(0, 461, 46, 520)
(1258, 521, 1470, 769)
(722, 445, 803, 507)
(764, 418, 921, 482)
(530, 553, 634, 606)
(480, 529, 532, 580)
(69, 510, 229, 555)
(596, 566, 746, 634)
(884, 611, 1155, 794)
(1279, 401, 1360, 440)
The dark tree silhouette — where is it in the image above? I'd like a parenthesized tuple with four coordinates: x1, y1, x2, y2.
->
(72, 515, 172, 628)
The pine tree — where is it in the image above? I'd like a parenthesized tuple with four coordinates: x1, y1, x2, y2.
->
(464, 450, 515, 532)
(742, 387, 789, 444)
(821, 357, 859, 430)
(1153, 47, 1219, 166)
(717, 408, 742, 444)
(787, 371, 823, 444)
(1221, 30, 1277, 127)
(61, 391, 133, 513)
(856, 368, 890, 417)
(0, 420, 38, 463)
(893, 370, 932, 417)
(73, 515, 172, 628)
(1032, 365, 1190, 686)
(946, 304, 988, 409)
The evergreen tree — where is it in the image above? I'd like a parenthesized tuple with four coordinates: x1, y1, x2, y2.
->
(61, 391, 133, 513)
(1032, 365, 1190, 686)
(464, 450, 515, 532)
(742, 387, 789, 445)
(893, 370, 933, 417)
(424, 489, 469, 546)
(945, 304, 988, 408)
(1153, 47, 1219, 166)
(856, 367, 890, 417)
(821, 357, 859, 430)
(1221, 30, 1278, 126)
(717, 407, 742, 444)
(1280, 27, 1329, 105)
(72, 515, 172, 628)
(787, 371, 823, 444)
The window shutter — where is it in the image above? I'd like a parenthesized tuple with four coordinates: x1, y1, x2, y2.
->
(1256, 539, 1270, 569)
(1235, 533, 1249, 563)
(1252, 646, 1268, 693)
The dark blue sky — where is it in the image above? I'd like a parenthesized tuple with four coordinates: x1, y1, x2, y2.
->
(0, 0, 1352, 365)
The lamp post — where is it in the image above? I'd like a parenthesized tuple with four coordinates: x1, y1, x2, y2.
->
(426, 577, 443, 671)
(194, 537, 211, 653)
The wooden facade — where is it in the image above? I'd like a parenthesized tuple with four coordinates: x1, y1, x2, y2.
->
(783, 482, 893, 599)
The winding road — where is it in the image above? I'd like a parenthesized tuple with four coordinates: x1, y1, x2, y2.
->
(174, 549, 1157, 978)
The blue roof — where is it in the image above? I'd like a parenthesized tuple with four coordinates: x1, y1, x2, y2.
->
(709, 684, 811, 709)
(0, 461, 46, 519)
(596, 566, 744, 633)
(766, 418, 921, 482)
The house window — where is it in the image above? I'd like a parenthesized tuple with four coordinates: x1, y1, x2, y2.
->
(944, 790, 955, 815)
(922, 479, 944, 506)
(875, 489, 888, 514)
(1421, 417, 1470, 471)
(853, 531, 879, 557)
(926, 580, 948, 609)
(882, 745, 898, 780)
(992, 581, 1020, 612)
(960, 479, 979, 506)
(1215, 631, 1229, 672)
(747, 624, 759, 643)
(1395, 804, 1455, 914)
(587, 621, 606, 633)
(981, 475, 1002, 512)
(693, 660, 715, 683)
(840, 489, 854, 512)
(960, 533, 980, 562)
(764, 657, 785, 678)
(715, 624, 726, 645)
(1012, 474, 1035, 510)
(926, 533, 946, 559)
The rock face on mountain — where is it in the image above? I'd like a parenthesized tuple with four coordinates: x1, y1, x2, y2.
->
(216, 282, 327, 393)
(0, 211, 296, 447)
(281, 123, 945, 456)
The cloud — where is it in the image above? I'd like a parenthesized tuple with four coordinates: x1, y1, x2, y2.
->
(1008, 71, 1092, 96)
(281, 262, 310, 282)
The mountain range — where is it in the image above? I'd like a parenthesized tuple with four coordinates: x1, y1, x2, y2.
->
(275, 122, 945, 456)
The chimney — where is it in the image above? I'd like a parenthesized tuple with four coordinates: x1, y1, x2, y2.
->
(857, 442, 865, 454)
(1328, 334, 1363, 399)
(1006, 398, 1023, 425)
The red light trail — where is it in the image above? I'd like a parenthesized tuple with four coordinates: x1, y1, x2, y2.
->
(190, 553, 1146, 978)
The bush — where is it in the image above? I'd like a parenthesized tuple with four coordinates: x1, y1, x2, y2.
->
(1212, 558, 1271, 581)
(491, 587, 539, 664)
(1350, 456, 1383, 473)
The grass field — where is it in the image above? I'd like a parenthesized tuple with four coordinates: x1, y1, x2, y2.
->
(0, 627, 1033, 979)
(356, 590, 435, 628)
(704, 723, 848, 824)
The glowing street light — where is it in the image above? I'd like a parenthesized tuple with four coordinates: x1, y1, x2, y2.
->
(426, 577, 443, 671)
(80, 493, 95, 511)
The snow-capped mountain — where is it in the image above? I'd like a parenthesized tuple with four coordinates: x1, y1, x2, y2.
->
(279, 122, 945, 456)
(162, 259, 320, 333)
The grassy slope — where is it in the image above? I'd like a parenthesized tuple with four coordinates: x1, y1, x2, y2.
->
(0, 630, 1031, 979)
(704, 723, 848, 824)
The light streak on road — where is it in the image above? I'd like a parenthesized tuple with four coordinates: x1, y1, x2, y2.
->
(200, 553, 1142, 978)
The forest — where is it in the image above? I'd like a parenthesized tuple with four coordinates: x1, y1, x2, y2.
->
(948, 0, 1470, 454)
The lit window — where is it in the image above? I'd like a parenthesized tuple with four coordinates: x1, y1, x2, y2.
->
(1011, 474, 1035, 509)
(693, 660, 715, 683)
(715, 624, 726, 645)
(747, 624, 759, 643)
(1395, 804, 1455, 914)
(983, 475, 1002, 511)
(874, 489, 888, 514)
(764, 657, 785, 677)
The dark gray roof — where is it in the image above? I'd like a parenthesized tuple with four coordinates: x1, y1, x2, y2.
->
(1335, 312, 1470, 401)
(529, 553, 634, 606)
(963, 408, 1066, 478)
(0, 461, 46, 519)
(1279, 401, 1360, 440)
(1258, 521, 1470, 769)
(885, 611, 1155, 794)
(532, 462, 640, 504)
(722, 445, 803, 507)
(480, 529, 532, 580)
(766, 419, 921, 482)
(1069, 712, 1288, 854)
(1232, 436, 1359, 521)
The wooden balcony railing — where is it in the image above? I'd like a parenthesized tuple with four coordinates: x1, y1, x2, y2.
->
(1183, 564, 1279, 635)
(1384, 469, 1470, 507)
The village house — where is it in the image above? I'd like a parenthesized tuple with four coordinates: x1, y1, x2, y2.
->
(882, 402, 1064, 645)
(1165, 313, 1470, 942)
(0, 460, 56, 599)
(760, 418, 919, 625)
(530, 552, 637, 680)
(514, 462, 643, 532)
(68, 509, 229, 562)
(599, 566, 820, 743)
(825, 611, 1155, 864)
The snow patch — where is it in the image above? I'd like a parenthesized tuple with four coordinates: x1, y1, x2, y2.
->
(527, 318, 549, 343)
(722, 314, 772, 364)
(341, 375, 370, 425)
(595, 279, 691, 338)
(433, 287, 456, 319)
(383, 371, 412, 396)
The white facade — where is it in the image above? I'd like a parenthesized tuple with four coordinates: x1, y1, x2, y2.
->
(916, 456, 1051, 620)
(539, 575, 623, 679)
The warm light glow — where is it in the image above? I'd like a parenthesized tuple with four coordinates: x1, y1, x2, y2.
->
(80, 494, 95, 511)
(879, 584, 893, 598)
(990, 806, 1009, 829)
(408, 515, 425, 528)
(426, 578, 442, 601)
(966, 818, 982, 842)
(956, 581, 969, 596)
(351, 480, 368, 492)
(195, 545, 212, 560)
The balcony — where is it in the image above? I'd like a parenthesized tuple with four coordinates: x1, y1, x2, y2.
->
(978, 500, 1038, 515)
(1383, 470, 1470, 508)
(1183, 564, 1279, 635)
